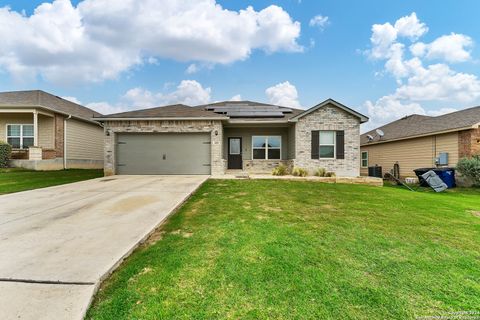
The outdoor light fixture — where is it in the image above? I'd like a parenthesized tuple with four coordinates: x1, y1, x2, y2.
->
(214, 130, 218, 136)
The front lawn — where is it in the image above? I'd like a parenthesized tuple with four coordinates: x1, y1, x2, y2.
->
(88, 180, 480, 319)
(0, 168, 103, 194)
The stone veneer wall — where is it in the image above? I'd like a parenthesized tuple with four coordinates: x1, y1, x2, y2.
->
(103, 120, 224, 176)
(294, 104, 361, 177)
(243, 160, 293, 174)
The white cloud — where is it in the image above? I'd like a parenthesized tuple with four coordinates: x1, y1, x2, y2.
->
(412, 33, 473, 63)
(364, 13, 480, 129)
(86, 101, 126, 115)
(61, 96, 82, 104)
(427, 107, 458, 116)
(369, 22, 398, 60)
(230, 94, 242, 101)
(123, 80, 211, 107)
(185, 62, 214, 74)
(393, 12, 428, 40)
(309, 15, 329, 30)
(185, 64, 199, 74)
(409, 42, 427, 57)
(265, 81, 301, 108)
(85, 80, 211, 114)
(0, 0, 302, 83)
(395, 63, 480, 102)
(364, 95, 425, 127)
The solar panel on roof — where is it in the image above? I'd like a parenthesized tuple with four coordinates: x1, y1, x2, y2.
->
(205, 103, 293, 118)
(227, 111, 284, 118)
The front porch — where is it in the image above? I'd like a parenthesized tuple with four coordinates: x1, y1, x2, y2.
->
(0, 108, 64, 166)
(222, 124, 295, 174)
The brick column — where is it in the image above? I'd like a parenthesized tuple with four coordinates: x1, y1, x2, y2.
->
(54, 114, 65, 158)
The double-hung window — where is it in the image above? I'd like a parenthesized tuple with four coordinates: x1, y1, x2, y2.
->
(7, 124, 34, 149)
(252, 136, 281, 160)
(319, 131, 335, 159)
(361, 151, 368, 168)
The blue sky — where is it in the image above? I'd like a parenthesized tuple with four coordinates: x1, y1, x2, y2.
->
(0, 0, 479, 129)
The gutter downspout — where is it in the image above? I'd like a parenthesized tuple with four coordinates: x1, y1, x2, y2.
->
(64, 115, 72, 169)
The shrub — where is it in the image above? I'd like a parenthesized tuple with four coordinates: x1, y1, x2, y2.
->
(325, 172, 336, 177)
(0, 141, 12, 168)
(292, 167, 308, 177)
(272, 164, 289, 176)
(314, 168, 326, 177)
(456, 155, 480, 186)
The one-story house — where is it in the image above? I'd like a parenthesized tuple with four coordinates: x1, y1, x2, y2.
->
(0, 90, 104, 170)
(94, 99, 368, 176)
(360, 106, 480, 178)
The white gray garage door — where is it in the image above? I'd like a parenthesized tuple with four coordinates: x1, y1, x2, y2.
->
(116, 133, 211, 175)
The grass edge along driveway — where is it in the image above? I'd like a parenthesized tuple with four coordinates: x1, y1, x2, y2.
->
(0, 168, 103, 194)
(87, 180, 480, 320)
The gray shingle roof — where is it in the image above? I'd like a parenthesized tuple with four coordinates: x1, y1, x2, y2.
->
(0, 90, 102, 121)
(97, 100, 305, 120)
(97, 104, 227, 119)
(361, 106, 480, 145)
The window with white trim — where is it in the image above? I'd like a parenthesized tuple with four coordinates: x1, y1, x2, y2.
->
(252, 136, 281, 160)
(7, 124, 34, 149)
(361, 151, 368, 168)
(319, 131, 335, 159)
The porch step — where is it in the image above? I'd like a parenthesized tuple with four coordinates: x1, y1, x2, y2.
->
(226, 170, 250, 179)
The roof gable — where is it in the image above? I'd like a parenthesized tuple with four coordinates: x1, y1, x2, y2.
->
(290, 99, 369, 123)
(0, 90, 102, 121)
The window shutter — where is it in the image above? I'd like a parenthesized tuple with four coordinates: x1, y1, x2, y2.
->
(311, 131, 319, 159)
(336, 130, 345, 159)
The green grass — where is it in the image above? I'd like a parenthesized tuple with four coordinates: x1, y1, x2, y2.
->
(87, 180, 480, 319)
(0, 168, 103, 194)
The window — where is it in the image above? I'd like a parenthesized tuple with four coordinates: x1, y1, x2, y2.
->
(361, 151, 368, 168)
(319, 131, 335, 159)
(252, 136, 281, 160)
(7, 124, 34, 149)
(229, 138, 241, 155)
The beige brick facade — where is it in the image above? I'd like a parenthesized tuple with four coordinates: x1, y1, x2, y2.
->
(103, 120, 224, 176)
(54, 114, 65, 158)
(459, 128, 480, 158)
(294, 104, 361, 176)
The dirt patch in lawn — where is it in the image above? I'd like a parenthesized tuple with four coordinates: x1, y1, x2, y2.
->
(260, 205, 282, 212)
(470, 210, 480, 217)
(144, 230, 166, 246)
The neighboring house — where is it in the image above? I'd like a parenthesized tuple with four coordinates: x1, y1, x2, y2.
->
(94, 99, 368, 176)
(0, 90, 104, 170)
(360, 106, 480, 178)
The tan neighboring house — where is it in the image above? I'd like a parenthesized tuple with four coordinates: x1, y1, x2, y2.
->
(360, 106, 480, 178)
(0, 90, 104, 170)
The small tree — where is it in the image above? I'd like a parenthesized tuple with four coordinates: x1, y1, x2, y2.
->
(456, 155, 480, 186)
(0, 141, 12, 168)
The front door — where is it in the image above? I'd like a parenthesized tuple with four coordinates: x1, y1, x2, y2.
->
(228, 137, 242, 169)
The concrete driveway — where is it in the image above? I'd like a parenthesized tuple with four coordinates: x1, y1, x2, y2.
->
(0, 175, 208, 320)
